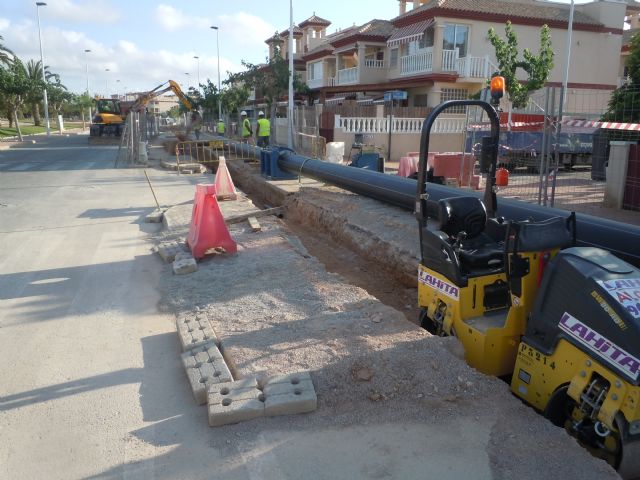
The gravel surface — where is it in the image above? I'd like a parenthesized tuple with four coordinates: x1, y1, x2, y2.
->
(155, 186, 620, 479)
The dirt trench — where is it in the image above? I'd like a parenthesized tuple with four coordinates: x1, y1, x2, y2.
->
(224, 160, 422, 326)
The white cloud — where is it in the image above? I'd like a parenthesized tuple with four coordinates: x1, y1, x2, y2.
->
(217, 12, 275, 51)
(39, 0, 120, 24)
(0, 18, 10, 31)
(0, 19, 243, 95)
(154, 4, 210, 31)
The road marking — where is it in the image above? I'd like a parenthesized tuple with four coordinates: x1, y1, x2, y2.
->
(3, 146, 118, 151)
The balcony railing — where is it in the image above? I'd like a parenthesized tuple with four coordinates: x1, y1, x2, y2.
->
(400, 49, 496, 79)
(338, 67, 358, 85)
(364, 59, 385, 68)
(307, 77, 324, 89)
(400, 51, 433, 76)
(335, 115, 466, 134)
(456, 56, 498, 78)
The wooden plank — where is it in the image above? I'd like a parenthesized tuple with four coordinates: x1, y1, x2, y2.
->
(224, 206, 283, 225)
(247, 217, 262, 232)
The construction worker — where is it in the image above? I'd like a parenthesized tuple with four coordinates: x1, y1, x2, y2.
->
(241, 111, 252, 143)
(256, 111, 270, 148)
(190, 110, 202, 140)
(217, 118, 225, 136)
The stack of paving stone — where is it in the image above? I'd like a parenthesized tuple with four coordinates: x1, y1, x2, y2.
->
(156, 239, 198, 275)
(176, 311, 317, 427)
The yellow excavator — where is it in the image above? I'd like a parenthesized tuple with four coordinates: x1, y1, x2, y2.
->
(417, 78, 640, 478)
(89, 80, 193, 137)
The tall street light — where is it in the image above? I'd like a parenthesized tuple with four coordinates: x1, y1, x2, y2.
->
(184, 72, 190, 91)
(35, 2, 50, 136)
(287, 0, 294, 148)
(105, 68, 110, 96)
(193, 56, 200, 90)
(84, 49, 92, 123)
(210, 26, 222, 117)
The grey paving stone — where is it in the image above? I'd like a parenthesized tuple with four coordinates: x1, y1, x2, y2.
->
(176, 314, 219, 352)
(263, 371, 317, 417)
(173, 257, 198, 275)
(145, 210, 164, 223)
(157, 240, 184, 263)
(208, 398, 265, 427)
(181, 342, 233, 405)
(207, 377, 265, 427)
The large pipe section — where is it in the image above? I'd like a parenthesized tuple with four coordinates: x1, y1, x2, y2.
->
(227, 141, 640, 267)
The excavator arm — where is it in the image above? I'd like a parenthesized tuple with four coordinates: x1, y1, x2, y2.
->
(130, 80, 193, 112)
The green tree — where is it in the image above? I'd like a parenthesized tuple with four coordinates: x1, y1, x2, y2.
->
(0, 59, 32, 140)
(0, 34, 13, 65)
(487, 22, 554, 109)
(167, 105, 181, 119)
(220, 83, 250, 115)
(602, 32, 640, 122)
(25, 59, 46, 125)
(228, 46, 307, 118)
(200, 79, 221, 117)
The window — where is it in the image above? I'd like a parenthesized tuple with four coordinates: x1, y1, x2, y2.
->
(309, 61, 323, 80)
(390, 48, 398, 67)
(443, 24, 469, 58)
(414, 94, 429, 107)
(419, 26, 434, 49)
(440, 88, 468, 113)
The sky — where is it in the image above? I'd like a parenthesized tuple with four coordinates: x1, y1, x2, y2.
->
(1, 0, 582, 96)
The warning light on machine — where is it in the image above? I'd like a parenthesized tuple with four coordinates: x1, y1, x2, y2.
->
(490, 76, 505, 102)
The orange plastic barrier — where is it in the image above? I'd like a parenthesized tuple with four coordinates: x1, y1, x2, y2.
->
(214, 156, 238, 200)
(187, 184, 237, 259)
(432, 153, 474, 185)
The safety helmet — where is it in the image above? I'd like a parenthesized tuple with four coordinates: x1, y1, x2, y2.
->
(241, 111, 247, 116)
(258, 111, 265, 116)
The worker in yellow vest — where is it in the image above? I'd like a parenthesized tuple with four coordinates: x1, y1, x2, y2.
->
(217, 118, 225, 136)
(241, 111, 253, 143)
(256, 111, 270, 148)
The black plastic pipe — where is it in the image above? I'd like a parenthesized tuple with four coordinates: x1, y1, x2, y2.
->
(227, 141, 640, 267)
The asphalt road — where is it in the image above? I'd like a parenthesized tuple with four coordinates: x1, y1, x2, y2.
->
(0, 134, 219, 479)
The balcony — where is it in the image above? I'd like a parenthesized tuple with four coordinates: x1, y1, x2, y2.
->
(400, 49, 496, 79)
(337, 67, 358, 85)
(400, 51, 433, 76)
(307, 77, 325, 89)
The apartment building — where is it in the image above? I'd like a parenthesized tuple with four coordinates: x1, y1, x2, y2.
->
(298, 0, 631, 114)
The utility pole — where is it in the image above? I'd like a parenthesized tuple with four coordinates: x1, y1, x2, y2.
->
(36, 2, 51, 135)
(288, 0, 294, 148)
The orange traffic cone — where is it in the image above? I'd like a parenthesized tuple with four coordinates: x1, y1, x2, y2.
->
(187, 184, 237, 259)
(214, 156, 238, 201)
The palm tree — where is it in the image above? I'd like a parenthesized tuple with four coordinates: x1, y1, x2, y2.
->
(0, 34, 13, 65)
(26, 59, 45, 126)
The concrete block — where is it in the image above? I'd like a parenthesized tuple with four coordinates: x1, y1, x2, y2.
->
(145, 209, 164, 223)
(207, 377, 265, 427)
(173, 257, 198, 275)
(157, 240, 184, 263)
(208, 398, 265, 427)
(176, 314, 219, 352)
(263, 371, 317, 417)
(174, 251, 193, 262)
(181, 342, 234, 405)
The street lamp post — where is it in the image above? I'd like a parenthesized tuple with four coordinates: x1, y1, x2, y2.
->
(184, 72, 190, 91)
(35, 2, 50, 136)
(84, 49, 92, 123)
(105, 68, 110, 97)
(193, 56, 200, 90)
(210, 26, 222, 117)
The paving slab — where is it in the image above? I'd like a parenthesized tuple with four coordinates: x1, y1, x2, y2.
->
(181, 342, 234, 404)
(157, 240, 187, 263)
(173, 257, 198, 275)
(176, 312, 219, 352)
(207, 377, 265, 427)
(263, 372, 317, 416)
